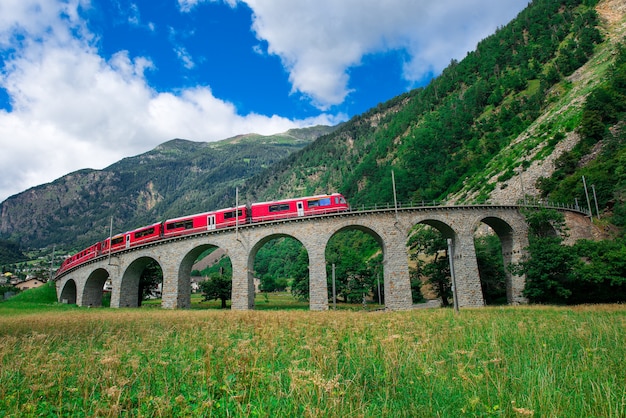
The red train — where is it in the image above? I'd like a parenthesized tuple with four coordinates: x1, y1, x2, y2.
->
(56, 193, 349, 275)
(251, 193, 349, 222)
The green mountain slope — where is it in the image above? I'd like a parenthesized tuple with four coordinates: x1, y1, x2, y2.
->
(242, 0, 617, 211)
(0, 127, 335, 249)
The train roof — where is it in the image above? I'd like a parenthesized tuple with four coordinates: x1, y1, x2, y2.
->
(164, 205, 246, 223)
(250, 193, 344, 207)
(109, 222, 160, 238)
(134, 222, 163, 230)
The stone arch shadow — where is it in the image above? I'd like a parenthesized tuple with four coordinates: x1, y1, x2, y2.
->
(476, 216, 527, 305)
(59, 279, 77, 305)
(176, 244, 226, 309)
(82, 268, 110, 307)
(114, 256, 161, 308)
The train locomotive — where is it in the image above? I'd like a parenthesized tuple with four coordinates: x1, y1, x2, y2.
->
(56, 193, 349, 275)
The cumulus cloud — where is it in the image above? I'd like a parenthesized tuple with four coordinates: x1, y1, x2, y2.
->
(0, 0, 335, 202)
(184, 0, 526, 109)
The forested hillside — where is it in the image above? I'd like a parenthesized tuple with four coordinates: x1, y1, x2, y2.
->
(242, 0, 622, 223)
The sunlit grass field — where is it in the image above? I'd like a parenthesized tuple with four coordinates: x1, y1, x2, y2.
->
(1, 285, 624, 417)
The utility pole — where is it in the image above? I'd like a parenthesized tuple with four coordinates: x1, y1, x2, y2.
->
(236, 187, 240, 241)
(332, 263, 337, 310)
(582, 176, 593, 221)
(392, 170, 398, 221)
(108, 217, 113, 265)
(591, 184, 600, 219)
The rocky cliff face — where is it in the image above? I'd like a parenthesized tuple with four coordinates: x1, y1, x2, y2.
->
(1, 169, 122, 243)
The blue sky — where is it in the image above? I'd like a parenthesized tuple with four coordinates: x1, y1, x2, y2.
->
(0, 0, 528, 202)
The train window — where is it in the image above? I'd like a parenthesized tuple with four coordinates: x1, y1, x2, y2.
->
(309, 198, 331, 207)
(224, 209, 243, 219)
(166, 220, 194, 230)
(134, 227, 155, 238)
(269, 203, 291, 212)
(111, 237, 124, 245)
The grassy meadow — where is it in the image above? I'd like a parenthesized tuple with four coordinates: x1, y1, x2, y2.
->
(0, 285, 624, 417)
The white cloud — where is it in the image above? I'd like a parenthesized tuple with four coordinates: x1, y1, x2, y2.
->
(240, 0, 527, 109)
(177, 0, 237, 13)
(0, 0, 336, 202)
(174, 45, 195, 69)
(170, 0, 529, 108)
(168, 26, 197, 70)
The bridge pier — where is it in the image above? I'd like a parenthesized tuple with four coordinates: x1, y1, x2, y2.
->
(382, 229, 413, 310)
(231, 246, 254, 310)
(308, 244, 329, 311)
(500, 231, 529, 305)
(161, 250, 191, 309)
(452, 232, 485, 308)
(116, 256, 142, 308)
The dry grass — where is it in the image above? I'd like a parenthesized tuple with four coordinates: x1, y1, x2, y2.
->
(0, 304, 624, 416)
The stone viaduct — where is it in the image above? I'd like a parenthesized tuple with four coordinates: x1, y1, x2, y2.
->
(54, 205, 592, 311)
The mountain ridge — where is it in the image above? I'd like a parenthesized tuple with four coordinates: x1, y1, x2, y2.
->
(0, 126, 336, 249)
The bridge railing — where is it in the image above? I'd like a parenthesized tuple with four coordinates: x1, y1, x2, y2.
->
(346, 199, 590, 216)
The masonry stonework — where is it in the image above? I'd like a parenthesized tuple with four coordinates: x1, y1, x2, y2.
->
(55, 206, 591, 311)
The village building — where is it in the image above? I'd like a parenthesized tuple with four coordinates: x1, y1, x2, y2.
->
(15, 277, 47, 291)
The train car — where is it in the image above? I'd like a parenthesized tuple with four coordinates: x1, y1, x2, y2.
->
(250, 193, 349, 222)
(129, 222, 163, 246)
(101, 232, 128, 254)
(99, 222, 164, 254)
(58, 241, 102, 274)
(162, 205, 247, 238)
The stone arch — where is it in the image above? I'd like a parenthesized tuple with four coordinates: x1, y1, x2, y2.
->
(477, 216, 527, 304)
(59, 279, 77, 304)
(115, 256, 161, 308)
(406, 219, 456, 306)
(406, 216, 485, 308)
(247, 233, 309, 309)
(325, 224, 385, 306)
(418, 219, 456, 239)
(82, 268, 110, 307)
(177, 244, 226, 309)
(329, 224, 385, 247)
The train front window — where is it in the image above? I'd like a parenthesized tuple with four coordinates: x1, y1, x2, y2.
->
(308, 198, 331, 208)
